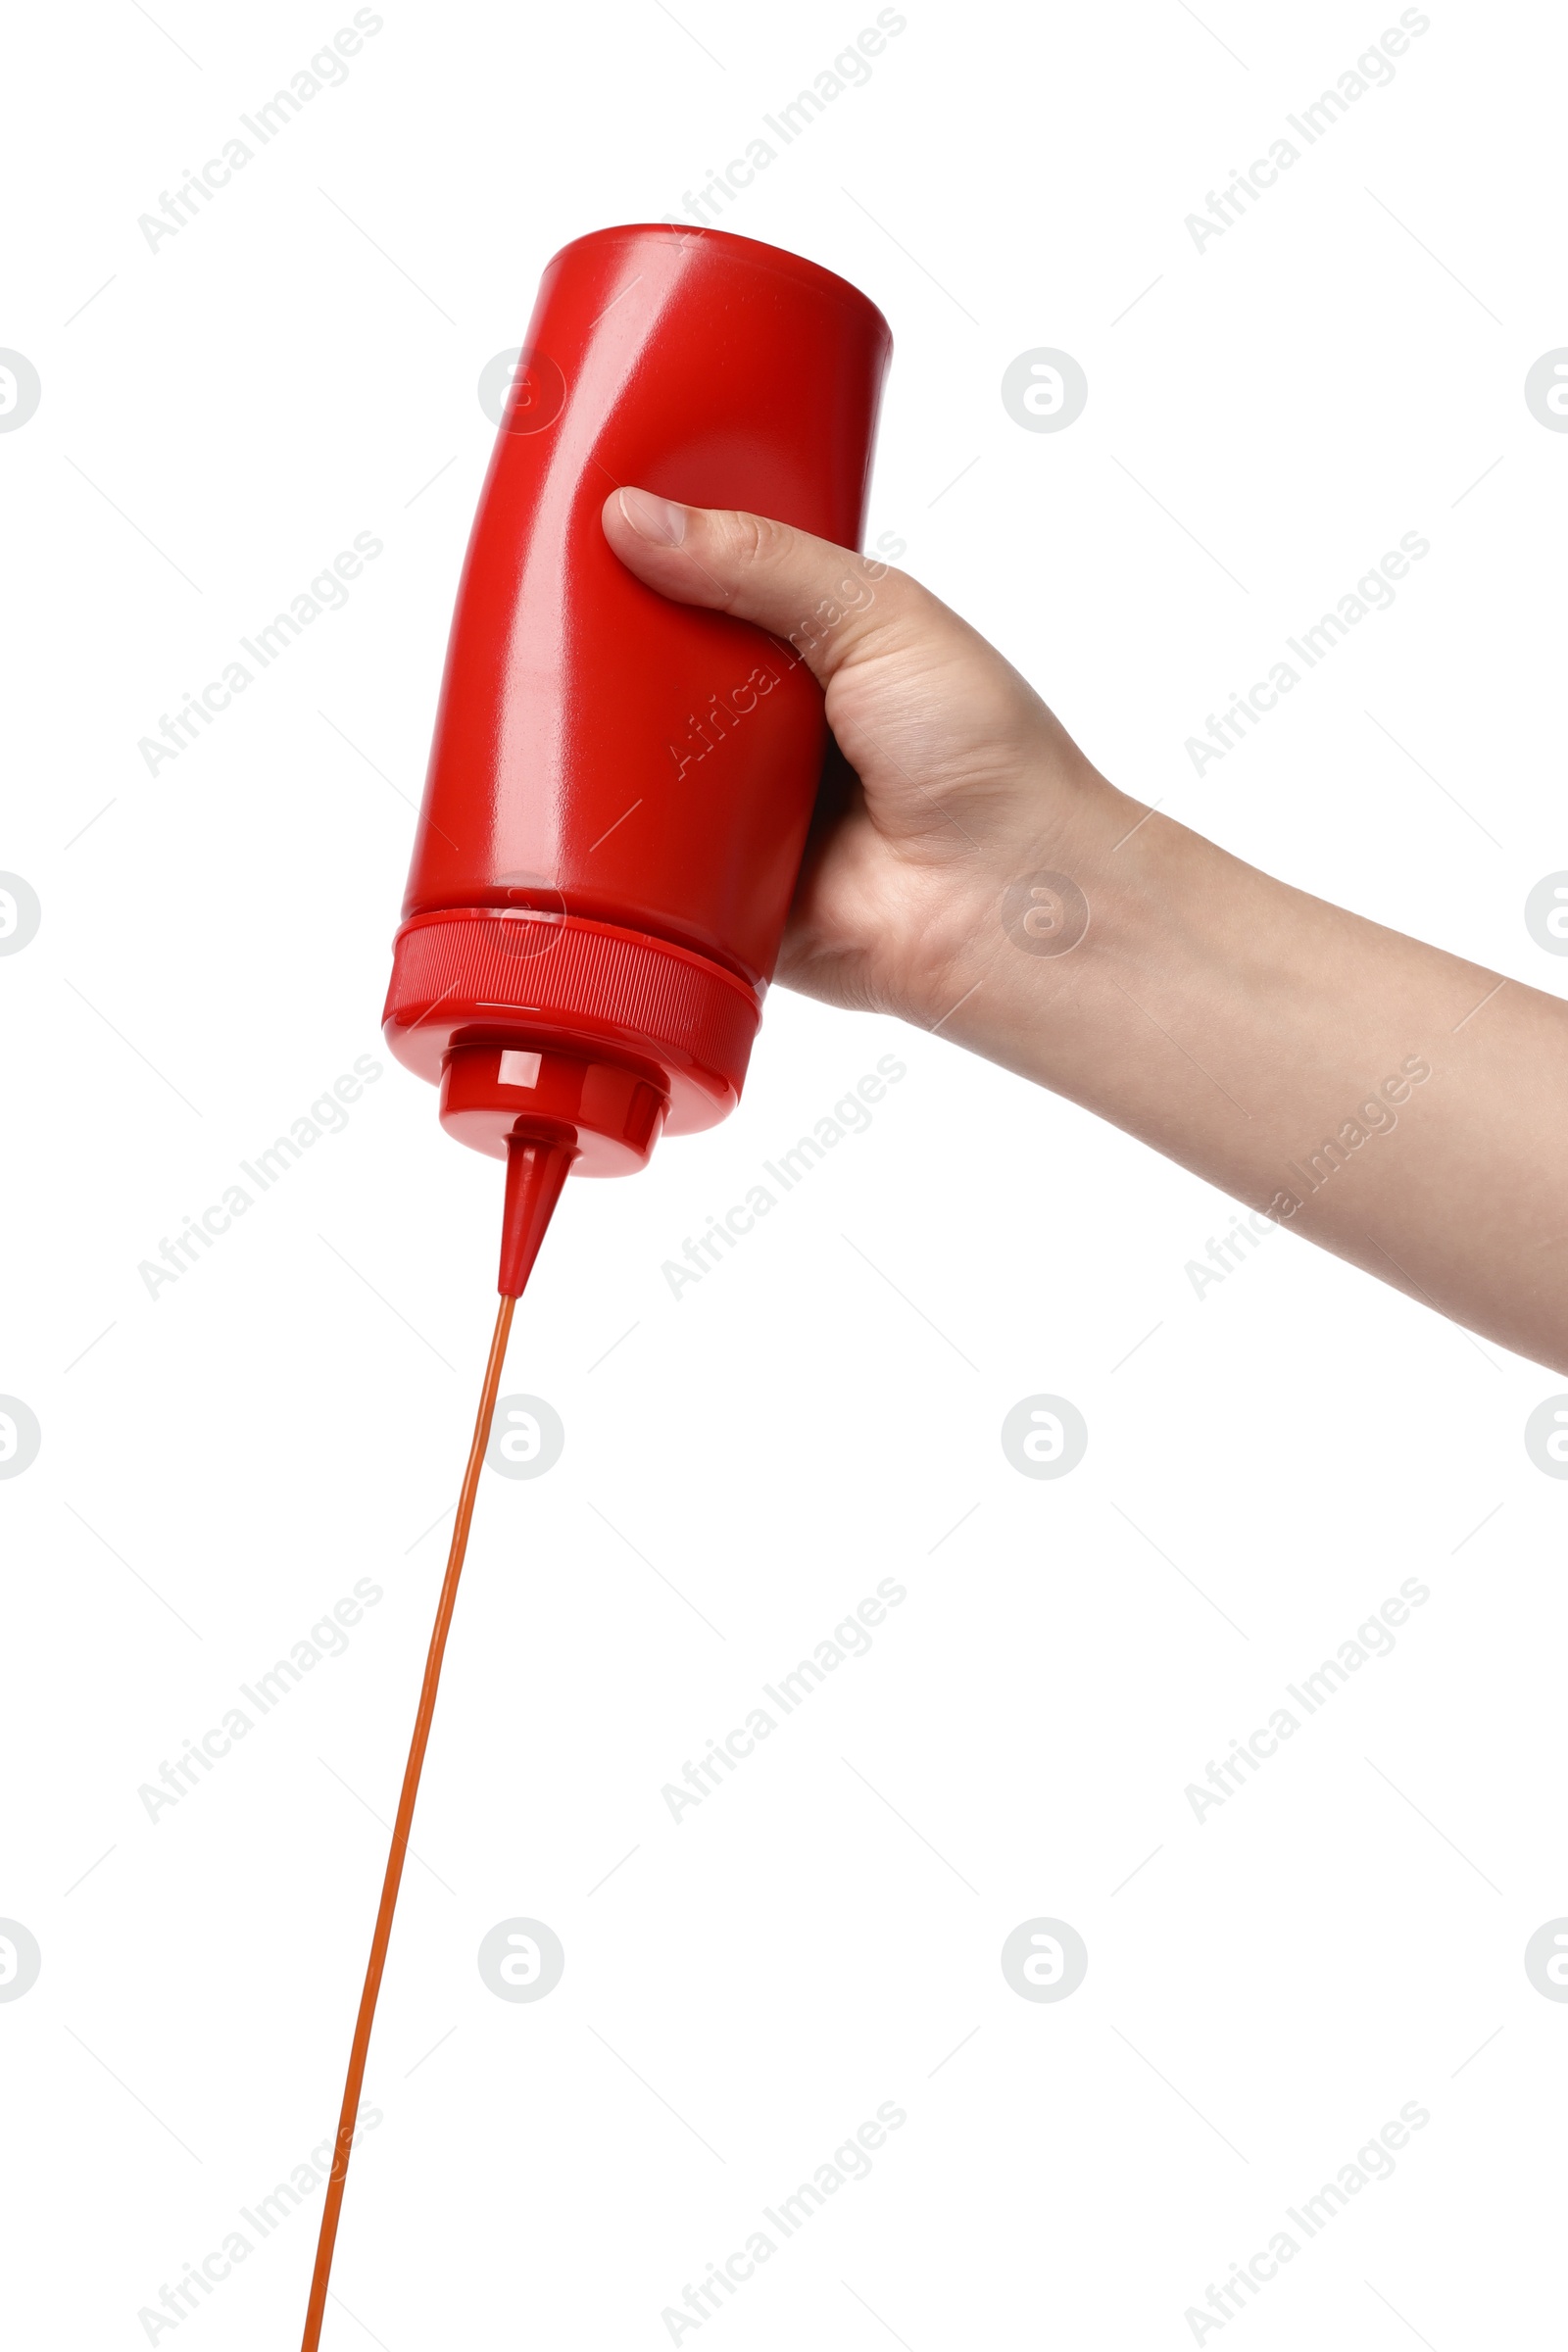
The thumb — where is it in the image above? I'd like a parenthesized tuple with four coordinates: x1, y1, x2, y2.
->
(601, 485, 930, 687)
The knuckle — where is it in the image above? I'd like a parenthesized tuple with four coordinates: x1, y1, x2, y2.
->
(725, 509, 791, 570)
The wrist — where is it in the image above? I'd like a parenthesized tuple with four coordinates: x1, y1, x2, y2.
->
(921, 783, 1275, 1116)
(893, 761, 1179, 1047)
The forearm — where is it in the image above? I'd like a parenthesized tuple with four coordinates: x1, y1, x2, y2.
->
(929, 777, 1568, 1371)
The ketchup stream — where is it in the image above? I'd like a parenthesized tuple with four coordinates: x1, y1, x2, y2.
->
(299, 1292, 515, 2349)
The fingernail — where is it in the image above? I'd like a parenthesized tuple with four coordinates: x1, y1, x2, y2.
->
(618, 486, 687, 546)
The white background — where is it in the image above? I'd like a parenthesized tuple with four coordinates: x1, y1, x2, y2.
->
(4, 1, 1566, 2344)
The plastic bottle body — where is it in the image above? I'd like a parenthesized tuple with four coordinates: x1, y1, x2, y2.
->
(383, 223, 891, 1168)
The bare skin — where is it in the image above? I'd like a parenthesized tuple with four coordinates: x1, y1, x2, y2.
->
(602, 486, 1568, 1374)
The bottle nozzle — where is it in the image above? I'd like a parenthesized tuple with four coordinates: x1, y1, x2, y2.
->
(498, 1133, 576, 1297)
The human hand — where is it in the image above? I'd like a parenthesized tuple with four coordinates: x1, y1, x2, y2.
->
(600, 486, 1139, 1029)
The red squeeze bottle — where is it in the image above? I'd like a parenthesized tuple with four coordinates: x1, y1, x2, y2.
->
(383, 220, 893, 1292)
(299, 224, 889, 2347)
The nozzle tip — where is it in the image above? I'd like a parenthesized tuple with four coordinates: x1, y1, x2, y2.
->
(498, 1134, 575, 1297)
